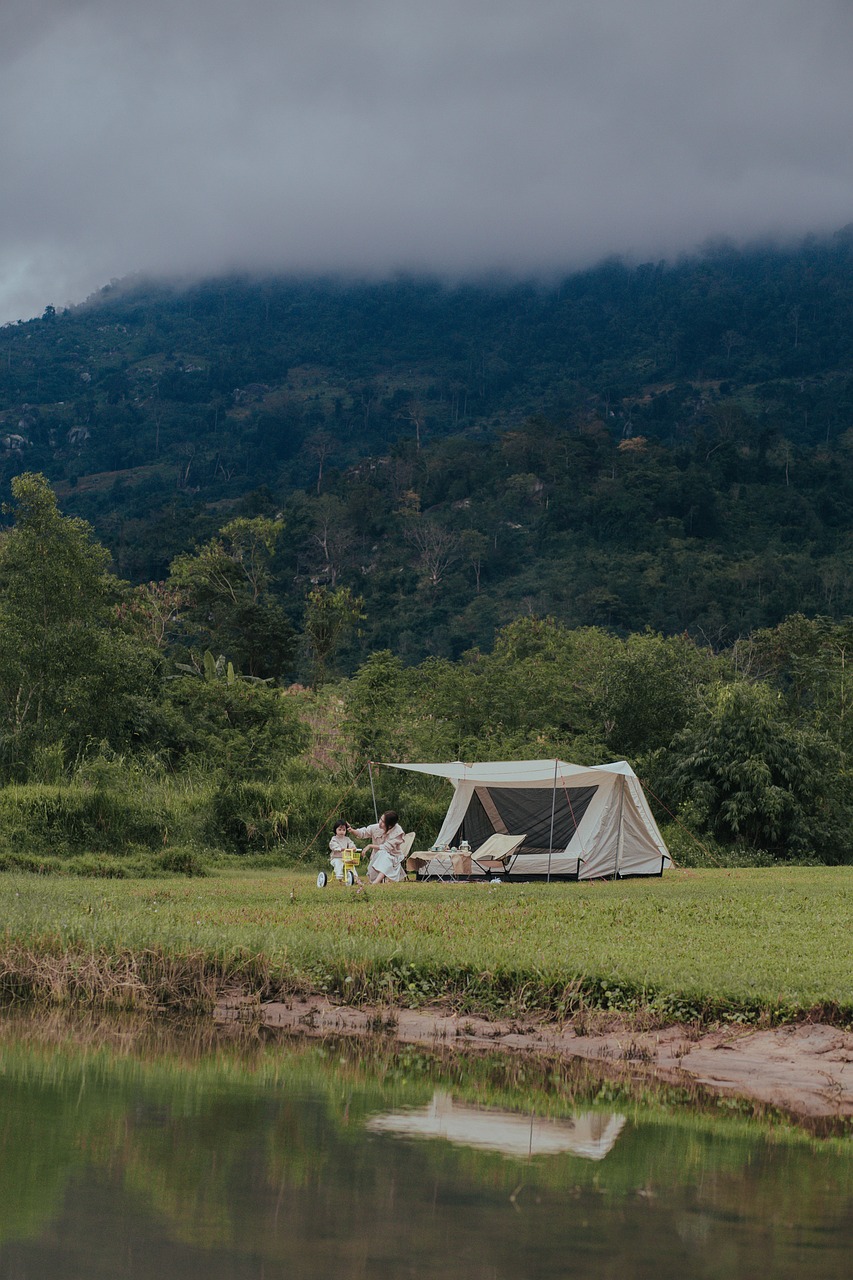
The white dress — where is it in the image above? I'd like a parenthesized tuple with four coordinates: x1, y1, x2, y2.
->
(353, 822, 407, 882)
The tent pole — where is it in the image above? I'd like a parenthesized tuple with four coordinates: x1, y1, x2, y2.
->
(546, 758, 558, 883)
(614, 774, 626, 879)
(368, 761, 379, 822)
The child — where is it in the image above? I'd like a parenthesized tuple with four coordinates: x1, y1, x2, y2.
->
(329, 820, 360, 884)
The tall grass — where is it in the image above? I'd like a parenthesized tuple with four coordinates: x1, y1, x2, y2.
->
(0, 759, 448, 874)
(0, 867, 850, 1026)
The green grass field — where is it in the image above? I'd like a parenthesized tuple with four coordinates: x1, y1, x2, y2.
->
(0, 867, 850, 1024)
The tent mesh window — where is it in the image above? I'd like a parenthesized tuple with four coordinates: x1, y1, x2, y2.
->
(454, 786, 598, 855)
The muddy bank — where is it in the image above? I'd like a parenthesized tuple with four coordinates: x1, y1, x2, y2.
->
(216, 994, 853, 1125)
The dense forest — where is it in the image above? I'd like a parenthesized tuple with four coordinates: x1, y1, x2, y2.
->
(1, 236, 853, 871)
(0, 470, 850, 872)
(2, 234, 853, 664)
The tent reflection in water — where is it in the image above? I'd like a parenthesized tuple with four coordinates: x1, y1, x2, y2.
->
(367, 1092, 626, 1160)
(387, 758, 671, 880)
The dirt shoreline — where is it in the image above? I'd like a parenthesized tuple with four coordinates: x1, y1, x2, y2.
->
(216, 995, 853, 1126)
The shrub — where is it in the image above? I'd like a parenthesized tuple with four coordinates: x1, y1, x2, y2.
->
(158, 846, 207, 876)
(658, 821, 776, 869)
(663, 681, 853, 863)
(0, 783, 169, 855)
(163, 678, 308, 778)
(208, 779, 292, 853)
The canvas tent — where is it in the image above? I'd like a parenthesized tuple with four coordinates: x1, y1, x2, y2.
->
(386, 758, 671, 880)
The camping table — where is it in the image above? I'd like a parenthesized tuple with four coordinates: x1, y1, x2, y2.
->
(406, 850, 472, 880)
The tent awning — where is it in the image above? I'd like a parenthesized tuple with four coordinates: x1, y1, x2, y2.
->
(383, 758, 635, 786)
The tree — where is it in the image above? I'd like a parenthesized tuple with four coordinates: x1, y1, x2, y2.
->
(306, 497, 355, 587)
(305, 431, 335, 495)
(740, 614, 853, 750)
(594, 630, 723, 757)
(481, 617, 618, 749)
(664, 681, 852, 862)
(395, 400, 426, 451)
(721, 329, 743, 363)
(118, 580, 183, 648)
(303, 586, 364, 687)
(343, 649, 409, 760)
(169, 517, 295, 678)
(460, 529, 489, 595)
(404, 518, 460, 588)
(163, 676, 307, 778)
(0, 472, 158, 775)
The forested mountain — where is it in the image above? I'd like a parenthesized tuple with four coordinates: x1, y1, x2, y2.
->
(4, 240, 853, 868)
(3, 233, 853, 665)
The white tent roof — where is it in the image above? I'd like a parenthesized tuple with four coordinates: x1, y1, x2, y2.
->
(385, 758, 635, 785)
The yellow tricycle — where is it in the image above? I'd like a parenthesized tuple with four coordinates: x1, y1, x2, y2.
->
(317, 846, 363, 888)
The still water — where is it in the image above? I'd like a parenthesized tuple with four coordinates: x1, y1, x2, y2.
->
(0, 1013, 849, 1279)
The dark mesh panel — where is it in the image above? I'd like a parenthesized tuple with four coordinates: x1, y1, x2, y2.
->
(451, 785, 598, 855)
(451, 791, 493, 848)
(490, 786, 597, 854)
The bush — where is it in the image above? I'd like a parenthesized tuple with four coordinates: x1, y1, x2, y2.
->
(658, 821, 776, 869)
(158, 846, 207, 876)
(663, 681, 853, 864)
(163, 678, 308, 778)
(0, 754, 452, 871)
(0, 783, 169, 855)
(208, 779, 292, 853)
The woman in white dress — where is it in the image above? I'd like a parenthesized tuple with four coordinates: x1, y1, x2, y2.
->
(349, 810, 406, 883)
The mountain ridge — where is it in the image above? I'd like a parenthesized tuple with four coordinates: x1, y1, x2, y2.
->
(2, 238, 853, 661)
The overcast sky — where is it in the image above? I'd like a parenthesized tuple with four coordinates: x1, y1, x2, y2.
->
(2, 0, 853, 321)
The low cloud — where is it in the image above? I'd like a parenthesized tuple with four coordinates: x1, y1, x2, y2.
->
(3, 0, 853, 319)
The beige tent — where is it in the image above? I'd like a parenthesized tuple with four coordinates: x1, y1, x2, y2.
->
(387, 758, 671, 879)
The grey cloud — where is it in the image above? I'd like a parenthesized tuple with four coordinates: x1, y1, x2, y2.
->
(3, 1, 853, 320)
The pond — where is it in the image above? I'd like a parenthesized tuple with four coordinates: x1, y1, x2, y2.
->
(0, 1012, 850, 1279)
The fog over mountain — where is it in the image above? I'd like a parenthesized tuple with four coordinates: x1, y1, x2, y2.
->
(3, 0, 853, 322)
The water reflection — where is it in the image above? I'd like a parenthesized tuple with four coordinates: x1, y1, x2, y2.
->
(0, 1012, 849, 1280)
(367, 1090, 626, 1159)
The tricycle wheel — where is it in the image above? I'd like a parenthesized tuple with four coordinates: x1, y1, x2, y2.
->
(345, 869, 356, 887)
(316, 871, 328, 888)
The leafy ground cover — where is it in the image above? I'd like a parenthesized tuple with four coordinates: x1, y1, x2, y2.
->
(0, 867, 849, 1025)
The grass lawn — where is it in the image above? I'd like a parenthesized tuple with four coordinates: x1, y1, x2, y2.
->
(0, 866, 850, 1023)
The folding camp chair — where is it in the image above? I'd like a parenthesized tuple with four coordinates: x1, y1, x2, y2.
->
(399, 831, 416, 872)
(471, 833, 527, 879)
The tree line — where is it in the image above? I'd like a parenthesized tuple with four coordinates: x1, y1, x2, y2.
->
(0, 472, 850, 868)
(5, 252, 853, 663)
